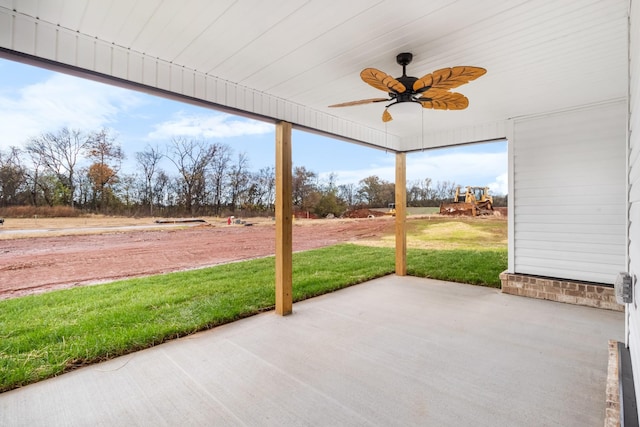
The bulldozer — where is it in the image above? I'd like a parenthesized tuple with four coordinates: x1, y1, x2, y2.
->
(384, 203, 396, 216)
(439, 186, 494, 216)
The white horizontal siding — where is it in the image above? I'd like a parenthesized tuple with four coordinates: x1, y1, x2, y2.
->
(512, 101, 627, 284)
(515, 203, 624, 216)
(515, 222, 625, 236)
(515, 239, 625, 257)
(511, 193, 624, 207)
(515, 230, 625, 246)
(515, 248, 623, 266)
(629, 0, 640, 415)
(515, 214, 625, 226)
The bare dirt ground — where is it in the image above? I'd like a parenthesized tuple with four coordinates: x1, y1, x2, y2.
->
(0, 217, 394, 300)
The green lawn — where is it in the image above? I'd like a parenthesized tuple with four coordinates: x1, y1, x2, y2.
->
(0, 241, 506, 392)
(357, 216, 507, 252)
(408, 249, 506, 285)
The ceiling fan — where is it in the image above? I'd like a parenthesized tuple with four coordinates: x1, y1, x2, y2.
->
(329, 53, 486, 122)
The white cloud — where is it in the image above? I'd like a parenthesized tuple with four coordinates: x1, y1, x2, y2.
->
(148, 113, 273, 140)
(487, 172, 508, 196)
(0, 74, 140, 149)
(320, 163, 394, 185)
(321, 149, 508, 194)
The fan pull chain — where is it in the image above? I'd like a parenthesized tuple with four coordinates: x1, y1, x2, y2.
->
(384, 121, 388, 153)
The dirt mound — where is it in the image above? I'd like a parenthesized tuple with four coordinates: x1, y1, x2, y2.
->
(494, 207, 508, 216)
(343, 209, 386, 219)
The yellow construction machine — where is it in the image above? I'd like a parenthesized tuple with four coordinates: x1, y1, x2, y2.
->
(439, 186, 494, 216)
(384, 203, 396, 216)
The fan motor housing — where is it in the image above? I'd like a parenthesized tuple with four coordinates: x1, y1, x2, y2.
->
(396, 52, 413, 66)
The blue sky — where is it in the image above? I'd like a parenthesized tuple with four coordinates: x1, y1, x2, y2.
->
(0, 58, 508, 194)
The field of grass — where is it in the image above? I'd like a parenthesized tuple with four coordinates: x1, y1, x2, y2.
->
(408, 249, 506, 285)
(359, 216, 507, 250)
(0, 217, 507, 392)
(406, 216, 507, 250)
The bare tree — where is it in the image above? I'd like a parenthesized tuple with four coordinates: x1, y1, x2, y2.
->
(208, 143, 231, 215)
(227, 152, 250, 212)
(153, 170, 170, 211)
(26, 127, 92, 207)
(135, 144, 163, 215)
(86, 129, 124, 211)
(21, 145, 60, 207)
(324, 172, 338, 191)
(24, 147, 45, 206)
(338, 183, 356, 208)
(292, 166, 317, 210)
(74, 166, 92, 208)
(314, 172, 346, 217)
(420, 178, 435, 202)
(0, 147, 27, 206)
(256, 166, 275, 210)
(357, 175, 394, 207)
(408, 178, 435, 207)
(434, 180, 458, 202)
(166, 138, 218, 215)
(117, 173, 140, 213)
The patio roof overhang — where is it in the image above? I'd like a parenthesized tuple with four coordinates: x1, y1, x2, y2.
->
(0, 0, 629, 152)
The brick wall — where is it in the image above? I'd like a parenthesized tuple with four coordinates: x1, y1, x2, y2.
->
(500, 272, 623, 312)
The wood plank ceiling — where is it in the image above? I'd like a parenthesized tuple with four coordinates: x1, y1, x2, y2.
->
(0, 0, 629, 152)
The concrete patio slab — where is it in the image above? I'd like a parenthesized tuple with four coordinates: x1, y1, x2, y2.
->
(0, 276, 624, 426)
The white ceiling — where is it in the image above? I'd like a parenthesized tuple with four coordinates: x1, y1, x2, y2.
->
(0, 0, 629, 151)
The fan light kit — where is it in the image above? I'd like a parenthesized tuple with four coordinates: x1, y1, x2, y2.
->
(329, 52, 486, 123)
(388, 100, 421, 121)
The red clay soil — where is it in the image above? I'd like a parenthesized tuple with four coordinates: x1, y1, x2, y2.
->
(343, 209, 386, 218)
(0, 219, 393, 300)
(494, 207, 508, 216)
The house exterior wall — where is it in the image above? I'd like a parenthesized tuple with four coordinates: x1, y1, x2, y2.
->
(628, 0, 640, 415)
(511, 101, 627, 285)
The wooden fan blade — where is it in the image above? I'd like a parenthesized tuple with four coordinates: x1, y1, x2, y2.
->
(361, 68, 406, 94)
(413, 66, 486, 92)
(382, 109, 393, 122)
(328, 98, 389, 107)
(418, 91, 469, 110)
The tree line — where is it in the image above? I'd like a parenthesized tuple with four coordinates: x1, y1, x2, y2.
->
(0, 127, 505, 217)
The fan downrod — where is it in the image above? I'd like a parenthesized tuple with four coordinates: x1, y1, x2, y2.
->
(396, 52, 413, 78)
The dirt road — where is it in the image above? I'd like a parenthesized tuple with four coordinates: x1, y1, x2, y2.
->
(0, 218, 393, 299)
